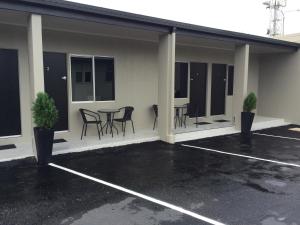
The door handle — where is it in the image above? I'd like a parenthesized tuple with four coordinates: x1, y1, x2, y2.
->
(62, 76, 67, 80)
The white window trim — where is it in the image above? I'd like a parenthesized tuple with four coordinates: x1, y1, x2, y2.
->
(70, 54, 116, 103)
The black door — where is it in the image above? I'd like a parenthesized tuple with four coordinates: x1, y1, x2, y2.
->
(190, 62, 208, 117)
(211, 64, 227, 115)
(43, 52, 68, 131)
(0, 49, 21, 136)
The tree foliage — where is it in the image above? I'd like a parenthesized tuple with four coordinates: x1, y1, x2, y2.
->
(243, 92, 257, 112)
(32, 92, 58, 129)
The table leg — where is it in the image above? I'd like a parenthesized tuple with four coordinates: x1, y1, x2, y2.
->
(180, 108, 183, 127)
(106, 113, 112, 134)
(111, 113, 118, 135)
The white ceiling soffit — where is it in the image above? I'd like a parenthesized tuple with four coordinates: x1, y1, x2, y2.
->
(42, 15, 161, 43)
(176, 34, 235, 51)
(0, 9, 28, 27)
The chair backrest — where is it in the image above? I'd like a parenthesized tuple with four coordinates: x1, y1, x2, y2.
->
(152, 104, 158, 117)
(79, 108, 99, 123)
(185, 103, 191, 114)
(79, 108, 88, 123)
(122, 106, 134, 121)
(186, 103, 200, 117)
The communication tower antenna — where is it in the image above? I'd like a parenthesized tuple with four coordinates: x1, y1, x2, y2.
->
(263, 0, 287, 37)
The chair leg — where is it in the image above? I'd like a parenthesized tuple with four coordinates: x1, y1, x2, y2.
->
(121, 122, 124, 132)
(84, 124, 88, 136)
(96, 124, 101, 140)
(81, 124, 85, 140)
(99, 122, 104, 136)
(174, 117, 177, 129)
(184, 116, 187, 128)
(131, 120, 135, 133)
(153, 117, 157, 130)
(123, 121, 126, 137)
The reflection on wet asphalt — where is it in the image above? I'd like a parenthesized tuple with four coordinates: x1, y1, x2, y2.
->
(0, 161, 204, 225)
(1, 125, 300, 225)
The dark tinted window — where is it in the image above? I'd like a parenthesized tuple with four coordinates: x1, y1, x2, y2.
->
(175, 62, 188, 98)
(71, 57, 93, 101)
(95, 57, 115, 101)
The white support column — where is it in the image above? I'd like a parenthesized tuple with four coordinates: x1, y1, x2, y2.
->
(158, 31, 176, 143)
(28, 14, 44, 159)
(233, 44, 249, 130)
(28, 14, 44, 99)
(206, 63, 212, 117)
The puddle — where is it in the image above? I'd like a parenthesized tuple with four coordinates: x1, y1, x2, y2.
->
(60, 197, 183, 225)
(265, 179, 287, 187)
(190, 202, 204, 210)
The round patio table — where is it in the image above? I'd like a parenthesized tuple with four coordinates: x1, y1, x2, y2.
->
(174, 105, 187, 128)
(98, 109, 120, 137)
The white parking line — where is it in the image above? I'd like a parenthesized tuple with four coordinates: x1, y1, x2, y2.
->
(181, 144, 300, 168)
(253, 132, 300, 141)
(49, 163, 225, 225)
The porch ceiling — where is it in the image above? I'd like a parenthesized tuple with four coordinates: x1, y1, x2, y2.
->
(42, 15, 161, 43)
(249, 43, 296, 54)
(176, 34, 295, 54)
(176, 34, 235, 51)
(0, 9, 28, 27)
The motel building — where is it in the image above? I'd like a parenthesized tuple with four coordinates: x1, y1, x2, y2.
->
(0, 0, 300, 162)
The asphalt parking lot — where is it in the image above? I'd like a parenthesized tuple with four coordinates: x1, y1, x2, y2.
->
(1, 125, 300, 225)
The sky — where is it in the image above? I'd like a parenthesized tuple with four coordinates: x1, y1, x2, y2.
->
(67, 0, 300, 37)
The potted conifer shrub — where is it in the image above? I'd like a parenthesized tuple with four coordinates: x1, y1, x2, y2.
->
(32, 92, 58, 166)
(241, 92, 257, 137)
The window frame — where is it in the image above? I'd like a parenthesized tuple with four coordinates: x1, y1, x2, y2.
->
(70, 54, 116, 103)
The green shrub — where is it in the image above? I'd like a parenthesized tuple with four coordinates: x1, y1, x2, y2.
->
(243, 92, 257, 112)
(32, 92, 58, 129)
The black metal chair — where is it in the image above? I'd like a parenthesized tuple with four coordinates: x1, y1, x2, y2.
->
(79, 109, 103, 140)
(183, 104, 199, 128)
(174, 107, 181, 129)
(152, 104, 158, 130)
(113, 106, 135, 136)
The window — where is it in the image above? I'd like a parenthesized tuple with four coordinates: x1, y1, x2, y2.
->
(175, 62, 188, 98)
(71, 56, 115, 102)
(95, 57, 115, 101)
(71, 57, 93, 101)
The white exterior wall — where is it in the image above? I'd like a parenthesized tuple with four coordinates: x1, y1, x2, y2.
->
(0, 23, 33, 157)
(259, 50, 300, 124)
(43, 30, 159, 141)
(247, 53, 260, 114)
(233, 44, 249, 129)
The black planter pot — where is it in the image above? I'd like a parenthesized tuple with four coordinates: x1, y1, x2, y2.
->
(241, 112, 255, 137)
(34, 127, 54, 166)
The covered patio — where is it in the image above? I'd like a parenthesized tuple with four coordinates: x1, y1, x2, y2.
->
(171, 33, 294, 140)
(0, 0, 299, 161)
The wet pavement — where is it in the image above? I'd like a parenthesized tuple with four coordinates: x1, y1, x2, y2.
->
(1, 125, 300, 225)
(0, 158, 203, 225)
(255, 124, 300, 139)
